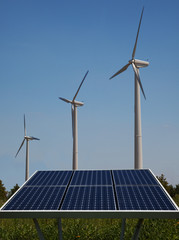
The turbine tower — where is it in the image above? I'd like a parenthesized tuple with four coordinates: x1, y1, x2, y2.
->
(110, 7, 149, 169)
(59, 70, 89, 170)
(15, 115, 40, 181)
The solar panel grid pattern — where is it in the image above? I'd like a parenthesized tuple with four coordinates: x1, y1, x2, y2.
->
(26, 171, 73, 186)
(61, 186, 116, 210)
(70, 170, 112, 186)
(112, 169, 158, 185)
(2, 169, 177, 211)
(3, 186, 66, 210)
(112, 170, 177, 210)
(61, 170, 116, 210)
(3, 171, 73, 210)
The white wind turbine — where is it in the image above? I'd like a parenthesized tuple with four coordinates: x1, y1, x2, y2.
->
(15, 115, 40, 181)
(59, 70, 89, 170)
(110, 7, 149, 169)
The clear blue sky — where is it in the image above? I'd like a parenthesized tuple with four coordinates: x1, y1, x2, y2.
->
(0, 0, 178, 191)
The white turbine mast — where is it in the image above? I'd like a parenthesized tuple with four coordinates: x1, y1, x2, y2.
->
(110, 7, 149, 169)
(59, 70, 89, 170)
(15, 114, 40, 181)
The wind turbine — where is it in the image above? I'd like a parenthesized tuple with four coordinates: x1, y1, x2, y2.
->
(15, 115, 40, 181)
(110, 7, 149, 169)
(59, 70, 89, 170)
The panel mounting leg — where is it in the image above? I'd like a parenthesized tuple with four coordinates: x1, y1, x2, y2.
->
(33, 218, 45, 240)
(131, 219, 144, 240)
(58, 218, 63, 240)
(120, 218, 126, 240)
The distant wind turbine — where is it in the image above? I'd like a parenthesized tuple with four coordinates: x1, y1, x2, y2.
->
(110, 7, 149, 169)
(15, 115, 40, 181)
(59, 70, 89, 170)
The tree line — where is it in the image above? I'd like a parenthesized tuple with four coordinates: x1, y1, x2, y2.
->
(156, 174, 179, 205)
(0, 180, 19, 206)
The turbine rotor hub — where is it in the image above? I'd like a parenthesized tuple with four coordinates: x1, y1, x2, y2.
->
(72, 100, 84, 107)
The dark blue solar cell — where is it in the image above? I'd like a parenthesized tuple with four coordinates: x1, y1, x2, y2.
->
(71, 170, 112, 186)
(116, 186, 177, 210)
(26, 171, 73, 186)
(61, 186, 116, 210)
(3, 186, 66, 210)
(113, 169, 158, 186)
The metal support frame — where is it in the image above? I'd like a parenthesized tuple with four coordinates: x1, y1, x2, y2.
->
(32, 217, 143, 240)
(119, 218, 143, 240)
(131, 218, 144, 240)
(120, 218, 126, 240)
(58, 218, 63, 240)
(33, 218, 63, 240)
(33, 218, 45, 240)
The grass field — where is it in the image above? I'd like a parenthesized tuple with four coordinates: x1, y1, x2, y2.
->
(0, 218, 179, 240)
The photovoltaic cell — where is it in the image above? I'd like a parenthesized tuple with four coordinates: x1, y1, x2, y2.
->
(61, 186, 116, 210)
(71, 170, 112, 186)
(113, 169, 158, 186)
(116, 186, 177, 210)
(26, 170, 73, 186)
(3, 186, 66, 210)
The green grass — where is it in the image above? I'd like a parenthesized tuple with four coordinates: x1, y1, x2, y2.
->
(0, 218, 179, 240)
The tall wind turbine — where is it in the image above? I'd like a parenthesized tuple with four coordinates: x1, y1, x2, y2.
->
(59, 70, 89, 170)
(15, 115, 40, 181)
(110, 7, 149, 169)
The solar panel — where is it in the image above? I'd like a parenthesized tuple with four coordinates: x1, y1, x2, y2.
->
(3, 186, 66, 210)
(112, 170, 177, 211)
(26, 170, 73, 186)
(1, 169, 178, 217)
(2, 170, 73, 211)
(113, 169, 158, 185)
(61, 170, 116, 210)
(61, 186, 116, 210)
(116, 186, 176, 210)
(71, 170, 112, 186)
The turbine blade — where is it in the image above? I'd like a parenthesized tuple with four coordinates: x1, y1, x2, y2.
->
(132, 7, 144, 59)
(73, 70, 89, 102)
(132, 63, 146, 100)
(71, 105, 74, 138)
(59, 97, 72, 104)
(30, 136, 40, 141)
(109, 63, 130, 80)
(24, 114, 26, 136)
(15, 139, 25, 158)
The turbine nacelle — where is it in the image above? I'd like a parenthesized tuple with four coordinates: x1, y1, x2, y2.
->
(73, 100, 84, 107)
(59, 97, 84, 107)
(25, 136, 40, 141)
(129, 59, 149, 68)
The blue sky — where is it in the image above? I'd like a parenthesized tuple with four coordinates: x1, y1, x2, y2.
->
(0, 0, 178, 191)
